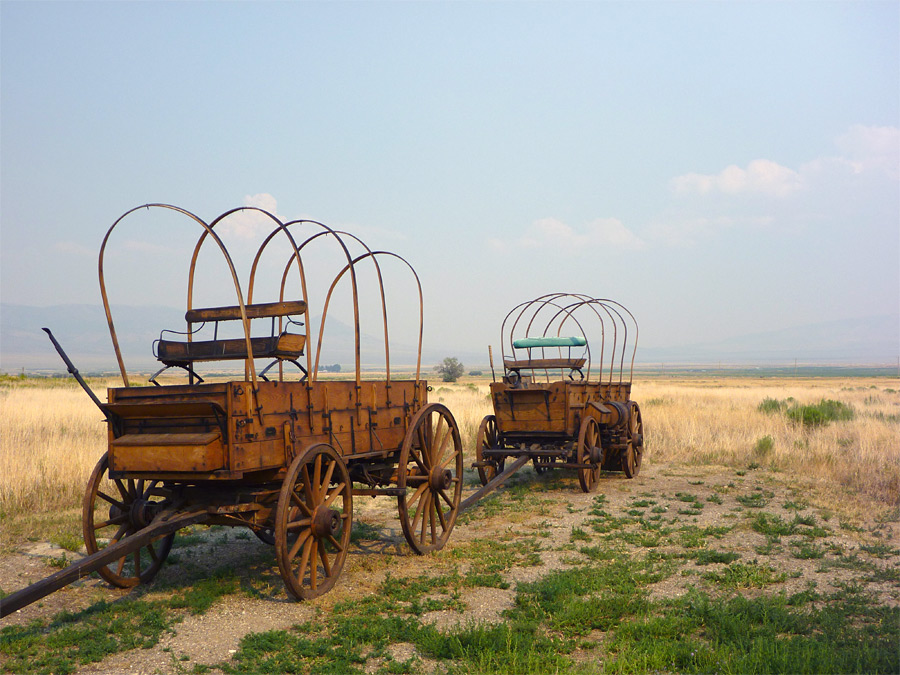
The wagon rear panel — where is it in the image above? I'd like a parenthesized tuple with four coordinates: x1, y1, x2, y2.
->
(107, 383, 231, 476)
(491, 380, 596, 438)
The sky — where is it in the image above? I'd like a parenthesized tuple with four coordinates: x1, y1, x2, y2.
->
(1, 0, 898, 366)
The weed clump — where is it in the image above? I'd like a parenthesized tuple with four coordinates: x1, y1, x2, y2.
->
(758, 397, 855, 428)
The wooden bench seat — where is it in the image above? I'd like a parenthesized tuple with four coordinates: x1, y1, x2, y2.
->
(504, 357, 587, 371)
(185, 300, 307, 323)
(157, 333, 306, 366)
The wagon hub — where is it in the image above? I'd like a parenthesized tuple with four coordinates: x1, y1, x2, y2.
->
(312, 506, 341, 538)
(128, 498, 160, 530)
(429, 467, 453, 491)
(590, 446, 604, 465)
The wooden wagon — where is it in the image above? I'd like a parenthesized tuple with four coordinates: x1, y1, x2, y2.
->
(1, 204, 463, 616)
(474, 293, 644, 493)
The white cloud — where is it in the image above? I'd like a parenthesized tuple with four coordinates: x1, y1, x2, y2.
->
(834, 124, 899, 179)
(54, 240, 93, 256)
(216, 193, 283, 239)
(495, 217, 645, 252)
(659, 124, 899, 245)
(671, 159, 802, 197)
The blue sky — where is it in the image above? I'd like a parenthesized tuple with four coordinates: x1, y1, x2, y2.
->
(1, 1, 898, 362)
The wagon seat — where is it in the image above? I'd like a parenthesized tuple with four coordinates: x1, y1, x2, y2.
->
(503, 336, 587, 385)
(153, 300, 307, 382)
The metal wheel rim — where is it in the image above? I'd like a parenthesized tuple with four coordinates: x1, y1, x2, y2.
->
(82, 452, 174, 588)
(275, 444, 352, 600)
(398, 403, 463, 554)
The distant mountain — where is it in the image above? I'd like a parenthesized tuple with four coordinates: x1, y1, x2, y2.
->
(639, 314, 899, 364)
(2, 304, 896, 372)
(0, 303, 438, 373)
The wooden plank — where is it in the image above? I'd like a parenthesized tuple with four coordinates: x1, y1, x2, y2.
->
(504, 357, 586, 370)
(113, 431, 221, 446)
(157, 333, 305, 364)
(185, 300, 307, 323)
(103, 401, 226, 419)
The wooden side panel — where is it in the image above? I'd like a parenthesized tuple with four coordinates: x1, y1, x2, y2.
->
(111, 432, 225, 472)
(247, 380, 424, 460)
(598, 383, 632, 402)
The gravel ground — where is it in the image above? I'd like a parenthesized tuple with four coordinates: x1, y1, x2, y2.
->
(2, 461, 898, 674)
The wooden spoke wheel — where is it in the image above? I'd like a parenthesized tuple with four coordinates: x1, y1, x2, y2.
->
(576, 416, 603, 493)
(622, 402, 644, 478)
(398, 403, 463, 554)
(275, 444, 352, 600)
(82, 452, 175, 588)
(475, 415, 505, 486)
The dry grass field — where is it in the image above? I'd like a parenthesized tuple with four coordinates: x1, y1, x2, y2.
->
(1, 373, 898, 674)
(1, 373, 897, 546)
(432, 375, 900, 511)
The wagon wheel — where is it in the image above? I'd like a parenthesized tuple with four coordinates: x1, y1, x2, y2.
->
(398, 403, 463, 554)
(576, 416, 603, 493)
(82, 452, 175, 588)
(275, 444, 352, 600)
(475, 415, 505, 486)
(622, 402, 644, 478)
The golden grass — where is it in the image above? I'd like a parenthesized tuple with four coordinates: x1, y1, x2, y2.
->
(1, 375, 897, 546)
(639, 377, 900, 507)
(0, 380, 112, 518)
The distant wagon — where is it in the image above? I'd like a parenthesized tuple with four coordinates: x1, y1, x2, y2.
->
(474, 293, 644, 493)
(2, 204, 463, 616)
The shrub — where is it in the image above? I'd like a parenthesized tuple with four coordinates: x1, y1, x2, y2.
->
(754, 435, 775, 456)
(758, 397, 786, 414)
(786, 399, 854, 427)
(759, 397, 854, 428)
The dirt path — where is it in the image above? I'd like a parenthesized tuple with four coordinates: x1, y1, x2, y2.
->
(2, 461, 898, 674)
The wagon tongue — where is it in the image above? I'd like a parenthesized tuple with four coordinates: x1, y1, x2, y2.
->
(42, 328, 113, 420)
(0, 506, 210, 618)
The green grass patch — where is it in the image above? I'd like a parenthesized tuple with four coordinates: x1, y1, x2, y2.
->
(702, 560, 787, 588)
(604, 586, 898, 674)
(0, 571, 242, 674)
(694, 549, 740, 565)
